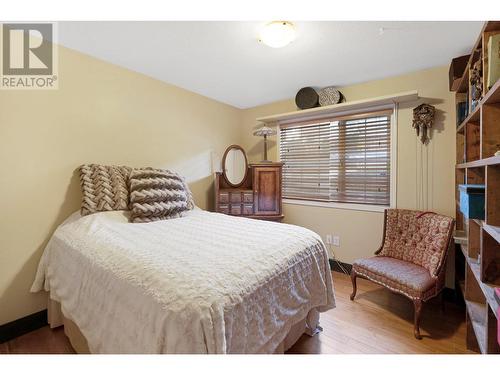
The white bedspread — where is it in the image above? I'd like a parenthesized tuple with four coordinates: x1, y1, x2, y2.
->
(31, 209, 335, 353)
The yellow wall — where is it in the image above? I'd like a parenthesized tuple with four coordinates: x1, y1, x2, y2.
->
(240, 66, 456, 264)
(0, 48, 456, 326)
(0, 46, 241, 325)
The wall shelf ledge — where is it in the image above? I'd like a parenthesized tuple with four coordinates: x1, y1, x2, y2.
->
(256, 90, 418, 124)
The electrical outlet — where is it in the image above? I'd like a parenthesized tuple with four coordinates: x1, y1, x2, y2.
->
(332, 236, 340, 247)
(325, 234, 332, 244)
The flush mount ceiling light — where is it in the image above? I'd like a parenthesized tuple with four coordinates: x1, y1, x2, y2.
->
(258, 21, 296, 48)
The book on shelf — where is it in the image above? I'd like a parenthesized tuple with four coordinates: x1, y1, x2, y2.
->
(456, 101, 468, 126)
(487, 34, 500, 90)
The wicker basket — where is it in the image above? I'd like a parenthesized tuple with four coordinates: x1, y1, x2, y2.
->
(295, 87, 319, 109)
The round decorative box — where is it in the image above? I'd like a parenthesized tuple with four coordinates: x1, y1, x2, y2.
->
(295, 87, 319, 109)
(318, 86, 342, 106)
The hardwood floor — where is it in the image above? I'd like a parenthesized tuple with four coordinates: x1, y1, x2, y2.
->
(0, 326, 74, 354)
(0, 271, 472, 354)
(288, 272, 472, 354)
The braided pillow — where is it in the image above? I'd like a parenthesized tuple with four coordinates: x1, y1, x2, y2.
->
(79, 164, 132, 216)
(129, 168, 193, 223)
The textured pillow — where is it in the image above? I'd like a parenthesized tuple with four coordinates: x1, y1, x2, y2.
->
(154, 168, 195, 210)
(178, 174, 195, 211)
(129, 168, 192, 223)
(79, 164, 131, 216)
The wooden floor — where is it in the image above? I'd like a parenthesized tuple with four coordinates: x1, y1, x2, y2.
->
(288, 272, 472, 354)
(0, 272, 473, 354)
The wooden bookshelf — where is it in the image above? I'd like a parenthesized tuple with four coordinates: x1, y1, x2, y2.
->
(452, 21, 500, 354)
(456, 155, 500, 169)
(460, 244, 499, 319)
(459, 243, 499, 353)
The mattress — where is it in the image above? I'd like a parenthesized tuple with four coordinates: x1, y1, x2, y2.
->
(31, 208, 335, 353)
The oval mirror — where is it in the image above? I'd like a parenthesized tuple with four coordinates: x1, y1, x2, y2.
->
(222, 145, 248, 187)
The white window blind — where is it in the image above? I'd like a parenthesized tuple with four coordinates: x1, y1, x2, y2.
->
(280, 111, 391, 206)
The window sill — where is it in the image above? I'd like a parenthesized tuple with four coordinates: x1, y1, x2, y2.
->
(283, 198, 389, 213)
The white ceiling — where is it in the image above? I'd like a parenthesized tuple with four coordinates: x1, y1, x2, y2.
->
(58, 21, 483, 109)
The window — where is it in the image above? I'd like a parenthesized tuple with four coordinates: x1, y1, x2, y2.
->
(279, 111, 392, 206)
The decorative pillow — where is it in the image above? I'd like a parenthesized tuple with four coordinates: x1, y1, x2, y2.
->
(129, 168, 192, 223)
(79, 164, 131, 216)
(155, 168, 195, 210)
(179, 174, 195, 211)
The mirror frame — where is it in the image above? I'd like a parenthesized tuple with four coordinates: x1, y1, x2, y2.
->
(222, 144, 248, 188)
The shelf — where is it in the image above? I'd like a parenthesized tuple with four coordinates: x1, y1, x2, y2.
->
(456, 104, 480, 133)
(455, 35, 480, 93)
(465, 300, 488, 354)
(472, 219, 485, 227)
(456, 63, 500, 134)
(486, 164, 500, 226)
(454, 22, 500, 94)
(483, 223, 500, 244)
(256, 90, 418, 124)
(483, 78, 500, 105)
(453, 21, 500, 355)
(456, 155, 500, 169)
(460, 244, 500, 319)
(453, 230, 467, 245)
(468, 219, 481, 259)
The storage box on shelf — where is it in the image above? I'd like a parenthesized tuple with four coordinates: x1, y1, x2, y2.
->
(451, 21, 500, 354)
(459, 184, 485, 220)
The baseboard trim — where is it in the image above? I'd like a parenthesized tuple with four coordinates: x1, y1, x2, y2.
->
(0, 309, 48, 344)
(329, 258, 352, 274)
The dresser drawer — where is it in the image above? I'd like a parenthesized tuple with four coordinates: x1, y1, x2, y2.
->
(230, 204, 242, 215)
(243, 204, 254, 215)
(243, 192, 253, 203)
(218, 204, 229, 214)
(219, 192, 229, 204)
(230, 192, 242, 203)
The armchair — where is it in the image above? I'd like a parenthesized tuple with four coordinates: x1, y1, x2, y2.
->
(350, 209, 455, 339)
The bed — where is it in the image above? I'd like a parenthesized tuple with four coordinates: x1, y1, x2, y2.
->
(31, 208, 335, 354)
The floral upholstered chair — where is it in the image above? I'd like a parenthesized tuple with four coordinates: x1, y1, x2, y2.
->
(350, 209, 455, 339)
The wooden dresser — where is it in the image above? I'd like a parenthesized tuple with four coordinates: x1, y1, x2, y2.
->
(215, 162, 283, 221)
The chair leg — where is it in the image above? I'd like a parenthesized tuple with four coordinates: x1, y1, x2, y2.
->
(350, 272, 357, 301)
(413, 299, 423, 340)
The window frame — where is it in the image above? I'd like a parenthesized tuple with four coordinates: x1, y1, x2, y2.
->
(278, 103, 398, 212)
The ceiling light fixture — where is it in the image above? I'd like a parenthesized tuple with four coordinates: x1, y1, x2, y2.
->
(259, 21, 296, 48)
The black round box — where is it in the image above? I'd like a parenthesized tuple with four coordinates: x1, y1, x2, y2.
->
(295, 87, 319, 109)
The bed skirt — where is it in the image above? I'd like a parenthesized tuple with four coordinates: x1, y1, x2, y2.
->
(47, 298, 321, 354)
